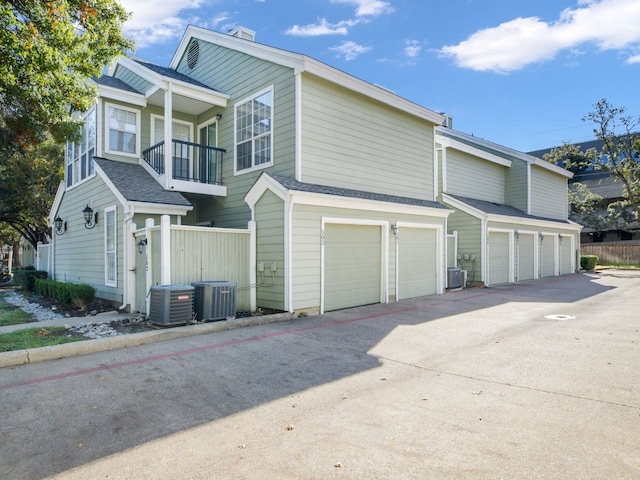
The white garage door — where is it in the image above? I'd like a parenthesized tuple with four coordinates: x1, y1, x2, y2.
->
(540, 235, 556, 278)
(517, 233, 536, 282)
(488, 231, 510, 286)
(559, 236, 574, 275)
(324, 224, 382, 311)
(398, 227, 438, 300)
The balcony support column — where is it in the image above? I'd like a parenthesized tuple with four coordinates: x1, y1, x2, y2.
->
(164, 83, 173, 189)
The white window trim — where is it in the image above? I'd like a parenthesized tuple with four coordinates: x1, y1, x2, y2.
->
(104, 102, 141, 158)
(234, 85, 274, 176)
(104, 206, 117, 287)
(150, 114, 194, 145)
(65, 105, 97, 189)
(197, 116, 220, 146)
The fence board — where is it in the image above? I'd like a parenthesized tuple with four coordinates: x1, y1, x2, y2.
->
(581, 243, 640, 265)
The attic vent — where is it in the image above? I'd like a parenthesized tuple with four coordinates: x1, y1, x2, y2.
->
(187, 39, 200, 70)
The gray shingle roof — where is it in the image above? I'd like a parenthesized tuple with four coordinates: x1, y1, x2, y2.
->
(92, 75, 143, 94)
(447, 194, 571, 224)
(267, 173, 449, 210)
(95, 158, 192, 207)
(133, 59, 221, 92)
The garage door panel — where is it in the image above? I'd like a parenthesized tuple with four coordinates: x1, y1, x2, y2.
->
(488, 231, 510, 285)
(398, 228, 437, 299)
(540, 237, 555, 278)
(559, 238, 573, 275)
(517, 233, 536, 282)
(325, 224, 381, 311)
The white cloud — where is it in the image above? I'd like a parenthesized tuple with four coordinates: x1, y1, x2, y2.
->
(330, 0, 394, 17)
(330, 40, 372, 60)
(286, 0, 393, 36)
(439, 0, 640, 73)
(119, 0, 228, 49)
(404, 40, 423, 58)
(285, 18, 357, 36)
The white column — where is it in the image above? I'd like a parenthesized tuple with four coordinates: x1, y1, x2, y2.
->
(160, 215, 171, 285)
(248, 220, 257, 313)
(164, 84, 173, 189)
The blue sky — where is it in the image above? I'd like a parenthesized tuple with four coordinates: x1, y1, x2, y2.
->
(118, 0, 640, 153)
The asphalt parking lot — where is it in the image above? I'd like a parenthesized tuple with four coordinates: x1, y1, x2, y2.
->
(1, 270, 639, 479)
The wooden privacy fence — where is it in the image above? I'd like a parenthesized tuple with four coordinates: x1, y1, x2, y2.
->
(581, 243, 640, 265)
(146, 223, 253, 312)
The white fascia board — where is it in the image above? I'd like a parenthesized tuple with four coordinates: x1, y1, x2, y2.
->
(171, 82, 229, 107)
(530, 158, 574, 178)
(436, 136, 511, 167)
(172, 26, 444, 125)
(441, 193, 487, 220)
(290, 190, 452, 218)
(115, 57, 165, 89)
(96, 84, 147, 107)
(128, 201, 192, 216)
(244, 172, 290, 207)
(117, 56, 229, 106)
(171, 26, 305, 71)
(48, 181, 66, 222)
(486, 214, 583, 232)
(302, 58, 445, 125)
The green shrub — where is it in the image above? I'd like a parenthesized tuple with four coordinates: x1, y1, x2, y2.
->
(34, 278, 96, 310)
(13, 269, 48, 292)
(580, 255, 599, 271)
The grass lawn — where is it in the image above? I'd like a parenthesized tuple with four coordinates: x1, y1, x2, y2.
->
(0, 327, 86, 352)
(0, 294, 36, 327)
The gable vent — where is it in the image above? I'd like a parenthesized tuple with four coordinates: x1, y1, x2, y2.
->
(187, 39, 200, 70)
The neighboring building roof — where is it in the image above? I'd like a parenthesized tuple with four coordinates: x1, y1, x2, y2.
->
(267, 173, 449, 210)
(94, 158, 192, 207)
(92, 75, 143, 94)
(446, 194, 573, 225)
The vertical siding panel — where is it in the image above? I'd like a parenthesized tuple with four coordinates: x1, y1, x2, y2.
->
(300, 73, 435, 200)
(445, 150, 505, 203)
(530, 166, 568, 220)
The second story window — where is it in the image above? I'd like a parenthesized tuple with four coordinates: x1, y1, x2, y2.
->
(106, 103, 140, 157)
(66, 106, 96, 187)
(235, 86, 273, 174)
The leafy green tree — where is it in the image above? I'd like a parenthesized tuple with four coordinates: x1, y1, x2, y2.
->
(0, 0, 134, 148)
(0, 137, 64, 249)
(544, 99, 640, 232)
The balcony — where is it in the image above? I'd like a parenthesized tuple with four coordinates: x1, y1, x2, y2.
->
(142, 140, 227, 196)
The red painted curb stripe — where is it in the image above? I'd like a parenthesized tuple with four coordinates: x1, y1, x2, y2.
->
(0, 276, 567, 392)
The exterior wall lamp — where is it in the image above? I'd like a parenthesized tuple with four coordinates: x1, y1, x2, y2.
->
(137, 238, 148, 254)
(558, 234, 563, 243)
(391, 223, 399, 236)
(514, 231, 520, 240)
(215, 113, 222, 121)
(83, 205, 98, 229)
(54, 216, 67, 235)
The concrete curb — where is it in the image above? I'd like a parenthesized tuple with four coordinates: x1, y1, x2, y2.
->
(0, 312, 297, 368)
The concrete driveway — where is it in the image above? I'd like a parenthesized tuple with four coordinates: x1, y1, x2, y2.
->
(1, 270, 639, 479)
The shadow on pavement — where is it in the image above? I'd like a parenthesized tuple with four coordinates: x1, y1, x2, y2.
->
(0, 272, 620, 479)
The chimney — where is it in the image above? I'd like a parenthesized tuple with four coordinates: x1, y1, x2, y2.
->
(229, 26, 256, 41)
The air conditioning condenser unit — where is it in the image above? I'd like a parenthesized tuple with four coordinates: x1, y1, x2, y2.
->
(192, 281, 237, 321)
(149, 285, 194, 326)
